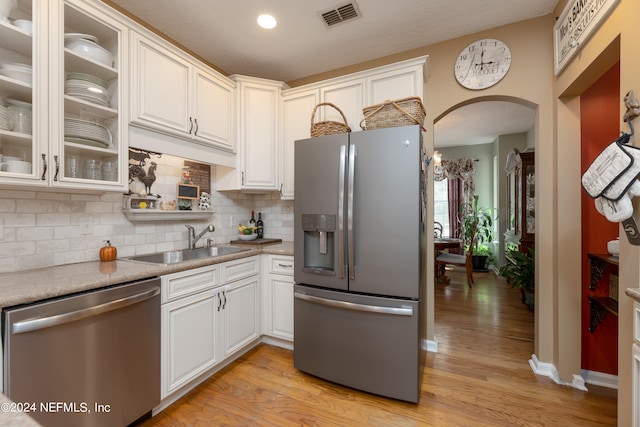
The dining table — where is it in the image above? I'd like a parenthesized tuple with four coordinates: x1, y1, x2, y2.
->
(434, 237, 463, 283)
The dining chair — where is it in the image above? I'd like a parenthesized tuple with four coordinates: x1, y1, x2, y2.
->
(434, 221, 443, 238)
(435, 227, 475, 287)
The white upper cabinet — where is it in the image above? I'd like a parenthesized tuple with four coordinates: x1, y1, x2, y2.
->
(130, 32, 235, 152)
(0, 0, 128, 191)
(131, 35, 189, 134)
(319, 79, 364, 132)
(366, 64, 424, 105)
(216, 75, 284, 192)
(54, 0, 128, 191)
(279, 56, 428, 199)
(193, 68, 232, 147)
(0, 0, 42, 186)
(280, 88, 319, 200)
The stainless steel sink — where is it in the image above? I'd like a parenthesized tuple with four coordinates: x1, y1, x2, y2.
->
(125, 246, 250, 264)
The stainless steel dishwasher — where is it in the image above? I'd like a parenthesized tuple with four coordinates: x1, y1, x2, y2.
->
(2, 277, 161, 427)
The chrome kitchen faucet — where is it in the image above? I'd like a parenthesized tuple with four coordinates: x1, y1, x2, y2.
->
(185, 224, 215, 249)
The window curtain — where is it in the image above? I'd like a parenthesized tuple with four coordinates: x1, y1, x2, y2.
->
(434, 158, 477, 242)
(447, 178, 462, 238)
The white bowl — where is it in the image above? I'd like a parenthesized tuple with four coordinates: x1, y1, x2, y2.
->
(12, 19, 32, 34)
(65, 38, 113, 68)
(238, 234, 257, 241)
(607, 239, 620, 256)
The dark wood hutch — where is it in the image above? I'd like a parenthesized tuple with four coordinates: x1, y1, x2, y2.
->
(504, 148, 535, 262)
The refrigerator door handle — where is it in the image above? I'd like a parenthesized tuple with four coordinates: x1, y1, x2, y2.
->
(295, 291, 414, 316)
(338, 145, 346, 279)
(347, 143, 356, 280)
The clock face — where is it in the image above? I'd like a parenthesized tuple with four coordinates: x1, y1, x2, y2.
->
(454, 39, 511, 90)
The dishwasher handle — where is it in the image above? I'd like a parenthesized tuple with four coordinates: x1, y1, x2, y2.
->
(294, 291, 413, 316)
(12, 287, 160, 335)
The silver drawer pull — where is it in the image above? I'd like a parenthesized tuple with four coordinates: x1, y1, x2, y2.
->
(12, 287, 160, 334)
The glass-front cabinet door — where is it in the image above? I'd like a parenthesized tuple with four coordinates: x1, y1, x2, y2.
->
(0, 0, 42, 185)
(0, 0, 128, 190)
(51, 0, 127, 191)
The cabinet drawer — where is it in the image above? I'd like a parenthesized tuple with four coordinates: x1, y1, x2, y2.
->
(221, 256, 259, 283)
(269, 255, 294, 276)
(161, 265, 219, 303)
(635, 302, 640, 343)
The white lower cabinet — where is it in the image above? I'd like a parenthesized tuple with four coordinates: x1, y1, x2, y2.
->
(221, 276, 260, 358)
(160, 256, 260, 400)
(263, 255, 294, 342)
(162, 288, 219, 398)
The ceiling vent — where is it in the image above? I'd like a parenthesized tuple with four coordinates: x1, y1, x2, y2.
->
(320, 2, 361, 28)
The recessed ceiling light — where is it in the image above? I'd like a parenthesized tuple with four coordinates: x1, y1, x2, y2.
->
(257, 14, 277, 29)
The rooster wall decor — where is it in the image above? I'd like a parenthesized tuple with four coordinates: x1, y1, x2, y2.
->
(126, 148, 162, 197)
(128, 161, 160, 198)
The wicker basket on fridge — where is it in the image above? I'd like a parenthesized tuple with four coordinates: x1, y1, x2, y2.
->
(310, 102, 351, 137)
(359, 96, 426, 131)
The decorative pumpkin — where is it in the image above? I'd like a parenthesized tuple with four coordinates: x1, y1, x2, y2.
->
(100, 240, 117, 262)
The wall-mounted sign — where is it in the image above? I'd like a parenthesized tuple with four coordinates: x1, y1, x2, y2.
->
(176, 183, 200, 200)
(554, 0, 620, 75)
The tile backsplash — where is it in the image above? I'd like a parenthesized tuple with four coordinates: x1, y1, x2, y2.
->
(0, 154, 293, 274)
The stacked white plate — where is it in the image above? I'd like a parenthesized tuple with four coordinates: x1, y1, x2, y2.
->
(0, 104, 7, 130)
(65, 72, 110, 107)
(64, 116, 111, 148)
(0, 63, 32, 84)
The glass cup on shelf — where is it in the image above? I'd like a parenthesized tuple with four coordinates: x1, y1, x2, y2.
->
(101, 160, 118, 182)
(84, 158, 102, 180)
(6, 105, 32, 135)
(65, 155, 82, 178)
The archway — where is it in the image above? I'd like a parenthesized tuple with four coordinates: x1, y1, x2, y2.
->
(432, 95, 537, 357)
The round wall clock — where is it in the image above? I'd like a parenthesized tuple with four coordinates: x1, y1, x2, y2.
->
(454, 39, 511, 90)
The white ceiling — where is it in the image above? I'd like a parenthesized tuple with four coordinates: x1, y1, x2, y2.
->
(108, 0, 550, 147)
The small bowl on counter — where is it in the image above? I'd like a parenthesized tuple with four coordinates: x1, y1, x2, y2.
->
(238, 234, 257, 241)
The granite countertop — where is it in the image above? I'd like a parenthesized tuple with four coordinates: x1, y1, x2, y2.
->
(0, 241, 292, 426)
(0, 394, 42, 426)
(0, 242, 293, 310)
(625, 288, 640, 303)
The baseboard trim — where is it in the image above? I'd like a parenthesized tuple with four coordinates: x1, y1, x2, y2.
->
(261, 335, 294, 350)
(529, 354, 588, 391)
(581, 369, 618, 389)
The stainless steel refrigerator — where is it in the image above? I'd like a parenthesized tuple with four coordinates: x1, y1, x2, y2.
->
(294, 125, 426, 403)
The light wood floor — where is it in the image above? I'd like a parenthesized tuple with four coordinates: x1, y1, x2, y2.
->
(141, 267, 617, 426)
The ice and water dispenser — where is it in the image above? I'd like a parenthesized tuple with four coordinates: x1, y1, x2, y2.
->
(302, 214, 336, 275)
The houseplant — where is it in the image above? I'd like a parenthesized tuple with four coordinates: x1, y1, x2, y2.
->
(472, 244, 495, 271)
(459, 195, 495, 271)
(499, 248, 535, 310)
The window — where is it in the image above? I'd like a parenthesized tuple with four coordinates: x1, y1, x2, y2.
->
(434, 178, 449, 237)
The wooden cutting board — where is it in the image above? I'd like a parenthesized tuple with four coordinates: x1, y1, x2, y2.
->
(229, 238, 283, 245)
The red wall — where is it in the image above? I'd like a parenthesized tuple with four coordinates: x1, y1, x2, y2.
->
(580, 62, 620, 375)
